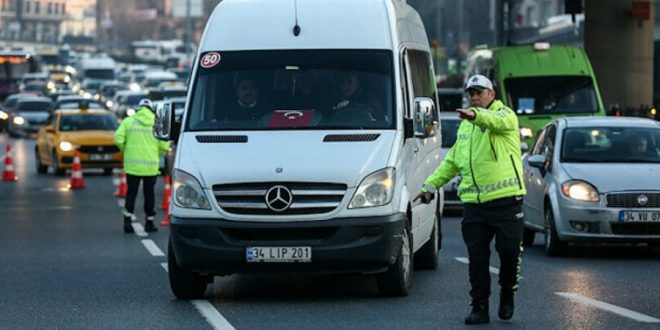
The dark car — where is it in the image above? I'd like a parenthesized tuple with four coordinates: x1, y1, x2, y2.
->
(7, 96, 54, 137)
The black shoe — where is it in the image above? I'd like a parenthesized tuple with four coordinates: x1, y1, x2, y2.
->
(499, 291, 514, 320)
(465, 302, 489, 325)
(123, 217, 134, 234)
(144, 220, 158, 232)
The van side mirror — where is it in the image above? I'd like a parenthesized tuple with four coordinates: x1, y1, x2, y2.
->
(153, 101, 174, 141)
(45, 126, 55, 133)
(413, 97, 436, 138)
(527, 154, 546, 168)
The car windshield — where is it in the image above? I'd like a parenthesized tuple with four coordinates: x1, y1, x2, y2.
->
(505, 76, 599, 115)
(440, 118, 461, 148)
(187, 49, 394, 131)
(561, 127, 660, 163)
(59, 114, 118, 131)
(58, 101, 103, 109)
(17, 101, 52, 112)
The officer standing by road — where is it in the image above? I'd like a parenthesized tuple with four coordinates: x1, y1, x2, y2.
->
(114, 99, 170, 233)
(415, 75, 526, 325)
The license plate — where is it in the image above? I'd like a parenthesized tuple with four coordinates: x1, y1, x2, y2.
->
(620, 211, 660, 222)
(89, 153, 112, 161)
(246, 246, 312, 263)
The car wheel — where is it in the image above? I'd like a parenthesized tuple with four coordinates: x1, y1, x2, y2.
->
(522, 227, 535, 247)
(414, 214, 439, 270)
(52, 150, 66, 176)
(544, 207, 568, 257)
(35, 148, 47, 174)
(168, 241, 209, 299)
(377, 222, 412, 296)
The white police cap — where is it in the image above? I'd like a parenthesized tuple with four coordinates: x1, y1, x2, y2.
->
(465, 75, 494, 91)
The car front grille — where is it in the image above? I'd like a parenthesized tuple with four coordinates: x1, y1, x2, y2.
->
(606, 193, 660, 208)
(611, 223, 660, 235)
(213, 182, 347, 215)
(78, 145, 120, 154)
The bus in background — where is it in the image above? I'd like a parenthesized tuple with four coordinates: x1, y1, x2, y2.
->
(0, 49, 40, 101)
(465, 43, 606, 149)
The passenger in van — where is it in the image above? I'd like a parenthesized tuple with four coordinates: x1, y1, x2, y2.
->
(322, 71, 379, 124)
(223, 73, 269, 122)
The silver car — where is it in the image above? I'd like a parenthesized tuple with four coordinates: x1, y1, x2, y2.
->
(522, 116, 660, 256)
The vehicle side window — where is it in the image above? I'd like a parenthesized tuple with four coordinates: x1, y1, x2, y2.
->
(542, 125, 557, 170)
(531, 128, 547, 155)
(407, 49, 438, 137)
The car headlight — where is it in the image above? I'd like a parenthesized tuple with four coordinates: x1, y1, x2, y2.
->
(83, 92, 92, 98)
(129, 83, 141, 91)
(0, 111, 8, 120)
(349, 167, 395, 209)
(126, 108, 136, 116)
(561, 180, 599, 202)
(13, 116, 25, 125)
(172, 169, 211, 210)
(47, 81, 55, 89)
(106, 100, 114, 108)
(520, 127, 533, 139)
(59, 141, 74, 152)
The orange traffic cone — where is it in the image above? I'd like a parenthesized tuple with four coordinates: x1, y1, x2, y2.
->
(160, 175, 171, 209)
(114, 170, 128, 197)
(2, 144, 17, 182)
(69, 149, 86, 189)
(160, 201, 170, 226)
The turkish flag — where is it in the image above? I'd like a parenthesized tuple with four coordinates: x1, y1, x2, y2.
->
(267, 110, 314, 128)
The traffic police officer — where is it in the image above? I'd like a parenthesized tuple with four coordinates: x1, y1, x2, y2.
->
(415, 75, 526, 324)
(115, 99, 170, 233)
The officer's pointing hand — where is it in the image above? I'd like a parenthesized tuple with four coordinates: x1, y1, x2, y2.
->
(414, 191, 434, 204)
(456, 108, 476, 120)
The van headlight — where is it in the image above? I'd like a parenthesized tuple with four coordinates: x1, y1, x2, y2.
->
(561, 180, 599, 202)
(172, 169, 212, 210)
(349, 167, 395, 209)
(59, 141, 74, 152)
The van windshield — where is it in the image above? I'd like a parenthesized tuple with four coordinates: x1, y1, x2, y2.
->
(186, 50, 394, 131)
(505, 76, 599, 115)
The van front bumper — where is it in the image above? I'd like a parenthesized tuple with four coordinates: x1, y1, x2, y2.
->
(169, 214, 405, 276)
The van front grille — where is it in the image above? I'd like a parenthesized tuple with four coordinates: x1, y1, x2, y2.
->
(213, 182, 347, 215)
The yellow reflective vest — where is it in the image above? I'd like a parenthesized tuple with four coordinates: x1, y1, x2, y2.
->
(423, 100, 526, 203)
(114, 106, 170, 176)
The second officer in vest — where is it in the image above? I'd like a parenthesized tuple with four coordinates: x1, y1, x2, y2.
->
(415, 75, 526, 325)
(115, 99, 170, 233)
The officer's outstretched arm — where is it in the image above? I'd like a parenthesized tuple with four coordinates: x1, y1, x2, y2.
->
(471, 106, 518, 133)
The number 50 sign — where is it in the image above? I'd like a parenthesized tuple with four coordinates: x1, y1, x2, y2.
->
(200, 52, 221, 68)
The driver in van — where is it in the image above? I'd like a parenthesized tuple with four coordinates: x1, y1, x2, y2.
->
(322, 71, 381, 124)
(217, 73, 268, 122)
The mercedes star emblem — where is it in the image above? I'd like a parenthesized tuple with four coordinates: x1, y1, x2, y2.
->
(265, 185, 293, 212)
(638, 194, 648, 206)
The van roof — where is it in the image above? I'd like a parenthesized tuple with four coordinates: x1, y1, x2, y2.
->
(200, 0, 428, 52)
(492, 44, 593, 78)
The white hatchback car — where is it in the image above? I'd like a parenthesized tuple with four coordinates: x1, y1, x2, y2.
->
(522, 116, 660, 256)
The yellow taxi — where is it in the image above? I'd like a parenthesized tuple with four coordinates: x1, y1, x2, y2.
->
(35, 109, 123, 175)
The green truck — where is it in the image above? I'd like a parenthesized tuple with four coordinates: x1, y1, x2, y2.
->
(465, 43, 606, 148)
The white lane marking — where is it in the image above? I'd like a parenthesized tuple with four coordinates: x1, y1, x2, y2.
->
(161, 262, 168, 272)
(192, 300, 236, 330)
(556, 292, 660, 323)
(455, 257, 500, 275)
(141, 239, 165, 257)
(132, 223, 148, 237)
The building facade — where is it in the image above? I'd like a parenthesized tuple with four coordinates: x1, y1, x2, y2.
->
(0, 0, 67, 42)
